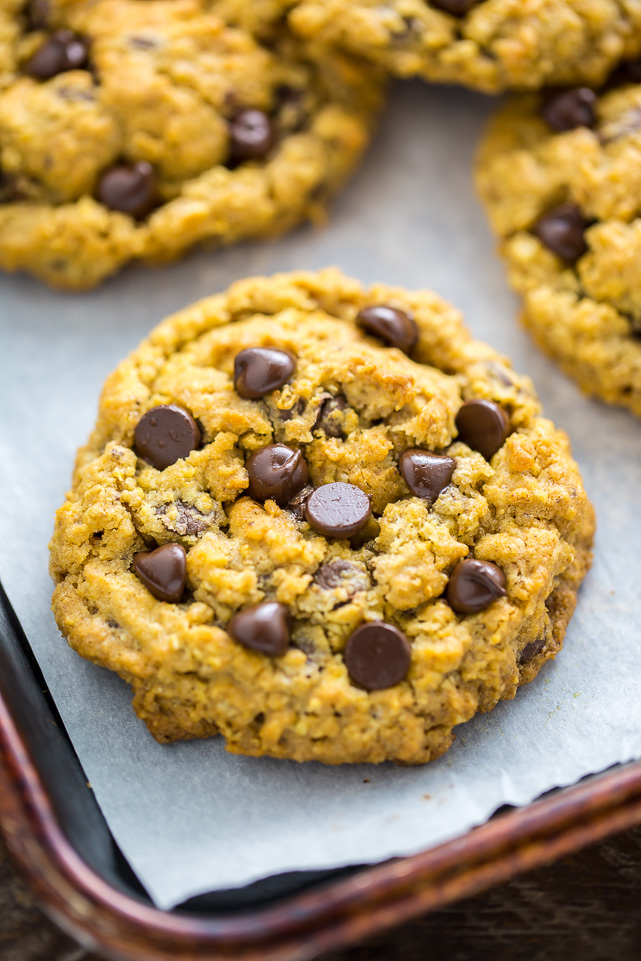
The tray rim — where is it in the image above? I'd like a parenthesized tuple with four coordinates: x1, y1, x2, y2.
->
(2, 684, 641, 961)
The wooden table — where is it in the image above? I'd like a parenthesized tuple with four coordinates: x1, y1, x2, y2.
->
(2, 827, 640, 961)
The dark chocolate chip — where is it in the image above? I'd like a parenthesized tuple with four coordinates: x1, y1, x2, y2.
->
(228, 109, 273, 163)
(455, 399, 510, 461)
(228, 601, 290, 656)
(344, 622, 411, 690)
(315, 394, 348, 438)
(97, 161, 157, 219)
(305, 482, 371, 538)
(285, 484, 314, 520)
(24, 0, 49, 30)
(278, 397, 306, 421)
(446, 558, 507, 615)
(314, 559, 353, 590)
(26, 30, 89, 80)
(400, 449, 456, 504)
(519, 636, 546, 664)
(133, 543, 186, 603)
(246, 444, 309, 505)
(431, 0, 477, 13)
(541, 88, 597, 131)
(356, 304, 418, 355)
(617, 57, 641, 84)
(533, 203, 588, 263)
(134, 404, 201, 470)
(234, 347, 296, 399)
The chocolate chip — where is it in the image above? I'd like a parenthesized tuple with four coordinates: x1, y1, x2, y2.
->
(400, 449, 456, 504)
(455, 399, 510, 461)
(314, 559, 353, 589)
(519, 636, 546, 664)
(133, 543, 186, 603)
(24, 0, 49, 30)
(446, 558, 507, 615)
(356, 304, 418, 355)
(277, 397, 306, 421)
(533, 203, 588, 263)
(344, 622, 411, 690)
(285, 484, 314, 520)
(315, 395, 348, 438)
(246, 444, 309, 505)
(134, 404, 201, 470)
(305, 483, 371, 538)
(234, 347, 296, 399)
(616, 57, 641, 85)
(541, 88, 597, 131)
(26, 30, 89, 80)
(431, 0, 477, 13)
(157, 501, 214, 536)
(97, 161, 157, 219)
(228, 109, 273, 163)
(228, 601, 290, 656)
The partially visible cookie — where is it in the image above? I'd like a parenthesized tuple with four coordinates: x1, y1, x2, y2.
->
(476, 77, 641, 416)
(260, 0, 641, 93)
(50, 269, 594, 765)
(0, 0, 382, 288)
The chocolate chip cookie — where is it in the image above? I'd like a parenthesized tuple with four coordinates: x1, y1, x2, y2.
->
(0, 0, 381, 288)
(50, 269, 594, 764)
(476, 77, 641, 416)
(247, 0, 641, 93)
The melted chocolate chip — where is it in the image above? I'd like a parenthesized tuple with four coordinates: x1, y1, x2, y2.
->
(344, 622, 411, 690)
(400, 449, 456, 504)
(24, 0, 49, 30)
(157, 501, 213, 536)
(455, 399, 510, 461)
(356, 304, 418, 355)
(305, 483, 371, 538)
(446, 559, 507, 615)
(314, 559, 353, 590)
(519, 636, 546, 664)
(228, 601, 290, 656)
(246, 444, 309, 505)
(133, 543, 186, 603)
(315, 395, 349, 438)
(541, 88, 597, 131)
(285, 484, 314, 520)
(228, 109, 273, 163)
(26, 30, 89, 80)
(234, 347, 296, 399)
(97, 161, 157, 219)
(431, 0, 477, 13)
(533, 203, 588, 263)
(134, 405, 201, 471)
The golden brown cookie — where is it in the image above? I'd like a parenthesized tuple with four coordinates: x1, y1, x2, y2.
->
(50, 269, 594, 764)
(220, 0, 641, 93)
(0, 0, 381, 288)
(476, 77, 641, 417)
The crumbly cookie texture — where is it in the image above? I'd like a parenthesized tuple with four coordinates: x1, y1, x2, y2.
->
(476, 80, 641, 417)
(50, 269, 594, 765)
(0, 0, 381, 289)
(238, 0, 641, 93)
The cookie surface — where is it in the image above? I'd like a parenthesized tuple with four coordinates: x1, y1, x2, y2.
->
(0, 0, 381, 288)
(50, 269, 594, 765)
(476, 78, 641, 417)
(247, 0, 641, 93)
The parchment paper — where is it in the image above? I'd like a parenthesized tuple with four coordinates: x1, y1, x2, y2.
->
(1, 83, 640, 911)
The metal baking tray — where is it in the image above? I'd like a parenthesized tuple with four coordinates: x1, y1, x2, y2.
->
(2, 580, 641, 961)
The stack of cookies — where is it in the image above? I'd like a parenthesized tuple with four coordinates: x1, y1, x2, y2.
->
(2, 0, 632, 763)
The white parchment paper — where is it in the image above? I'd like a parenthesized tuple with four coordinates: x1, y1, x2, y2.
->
(1, 83, 640, 911)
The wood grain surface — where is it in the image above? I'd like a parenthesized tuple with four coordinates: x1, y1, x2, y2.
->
(2, 828, 640, 961)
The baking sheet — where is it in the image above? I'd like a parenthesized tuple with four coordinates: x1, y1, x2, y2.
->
(1, 82, 640, 911)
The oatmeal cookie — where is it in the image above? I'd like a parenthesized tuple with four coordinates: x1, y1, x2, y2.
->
(0, 0, 381, 288)
(50, 269, 594, 765)
(231, 0, 641, 93)
(476, 77, 641, 416)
